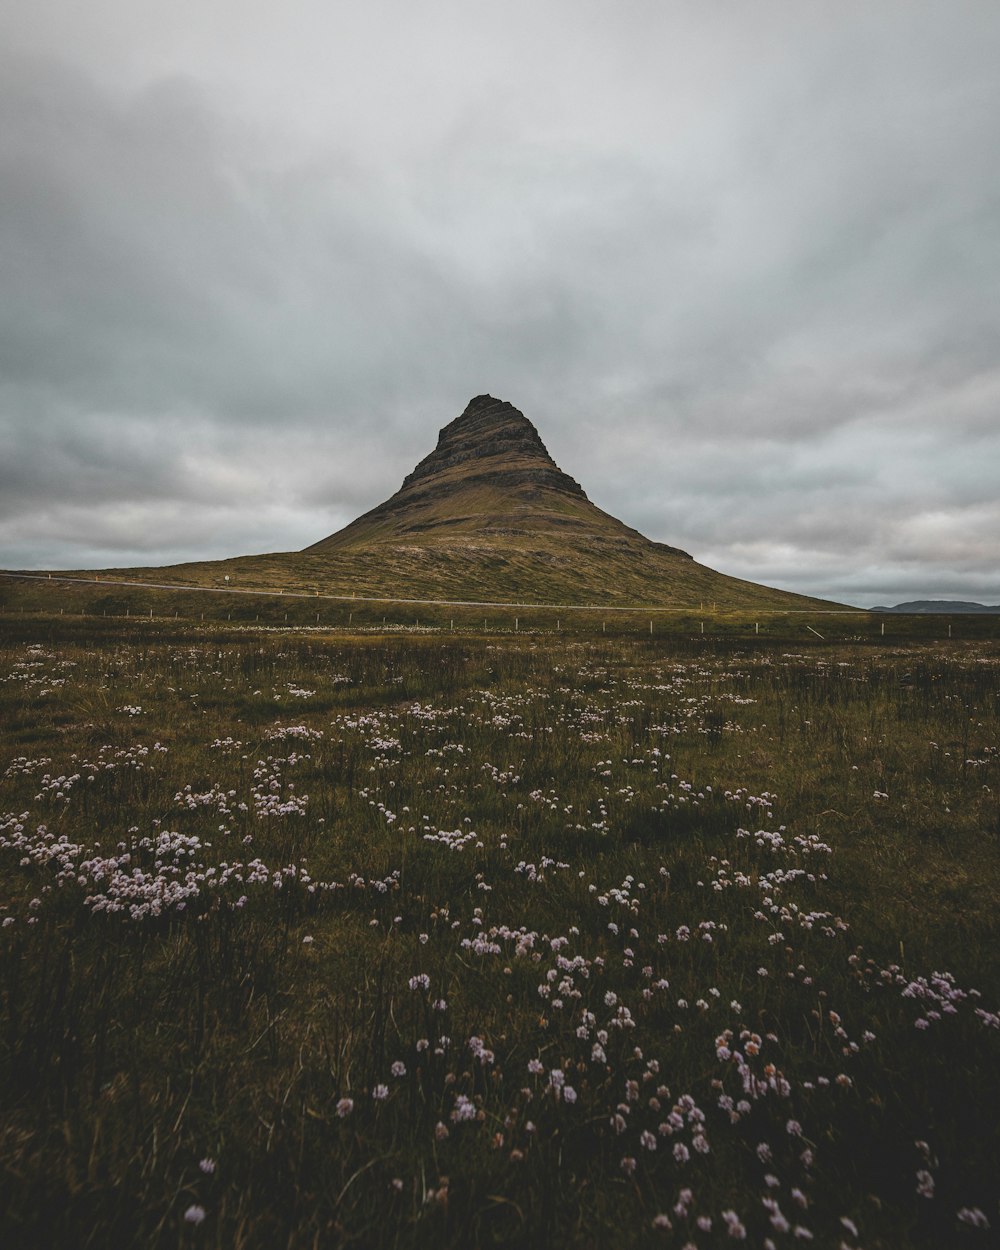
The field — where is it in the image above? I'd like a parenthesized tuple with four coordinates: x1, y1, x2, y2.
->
(1, 614, 999, 1248)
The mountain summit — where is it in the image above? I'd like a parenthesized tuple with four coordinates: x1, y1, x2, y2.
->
(308, 394, 690, 558)
(301, 395, 836, 610)
(400, 394, 587, 502)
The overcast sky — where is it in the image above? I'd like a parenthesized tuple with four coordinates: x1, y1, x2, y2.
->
(2, 1, 998, 606)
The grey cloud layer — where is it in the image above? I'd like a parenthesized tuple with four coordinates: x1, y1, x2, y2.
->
(1, 2, 999, 604)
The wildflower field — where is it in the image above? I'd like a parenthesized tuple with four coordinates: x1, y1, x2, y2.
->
(1, 616, 998, 1248)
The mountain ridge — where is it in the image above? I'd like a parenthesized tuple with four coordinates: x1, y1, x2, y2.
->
(872, 600, 1000, 614)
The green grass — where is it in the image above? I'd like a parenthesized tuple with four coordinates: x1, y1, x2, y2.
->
(1, 616, 998, 1248)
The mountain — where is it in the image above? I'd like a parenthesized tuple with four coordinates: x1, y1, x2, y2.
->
(308, 394, 690, 559)
(295, 394, 841, 609)
(871, 600, 1000, 614)
(14, 395, 850, 611)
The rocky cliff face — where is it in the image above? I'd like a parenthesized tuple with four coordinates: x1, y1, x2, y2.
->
(401, 395, 587, 500)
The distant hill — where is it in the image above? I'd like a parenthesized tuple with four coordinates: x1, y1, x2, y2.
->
(872, 600, 1000, 614)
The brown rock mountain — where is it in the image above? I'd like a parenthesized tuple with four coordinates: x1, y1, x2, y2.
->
(308, 394, 692, 558)
(302, 395, 838, 610)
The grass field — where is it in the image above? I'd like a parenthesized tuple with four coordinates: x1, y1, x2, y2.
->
(1, 614, 998, 1247)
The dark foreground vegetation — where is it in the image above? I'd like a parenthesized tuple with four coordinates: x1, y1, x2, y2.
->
(1, 614, 998, 1248)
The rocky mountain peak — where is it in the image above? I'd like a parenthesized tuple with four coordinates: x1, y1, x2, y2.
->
(401, 395, 586, 498)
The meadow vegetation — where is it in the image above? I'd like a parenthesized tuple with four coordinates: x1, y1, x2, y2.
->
(1, 614, 998, 1248)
